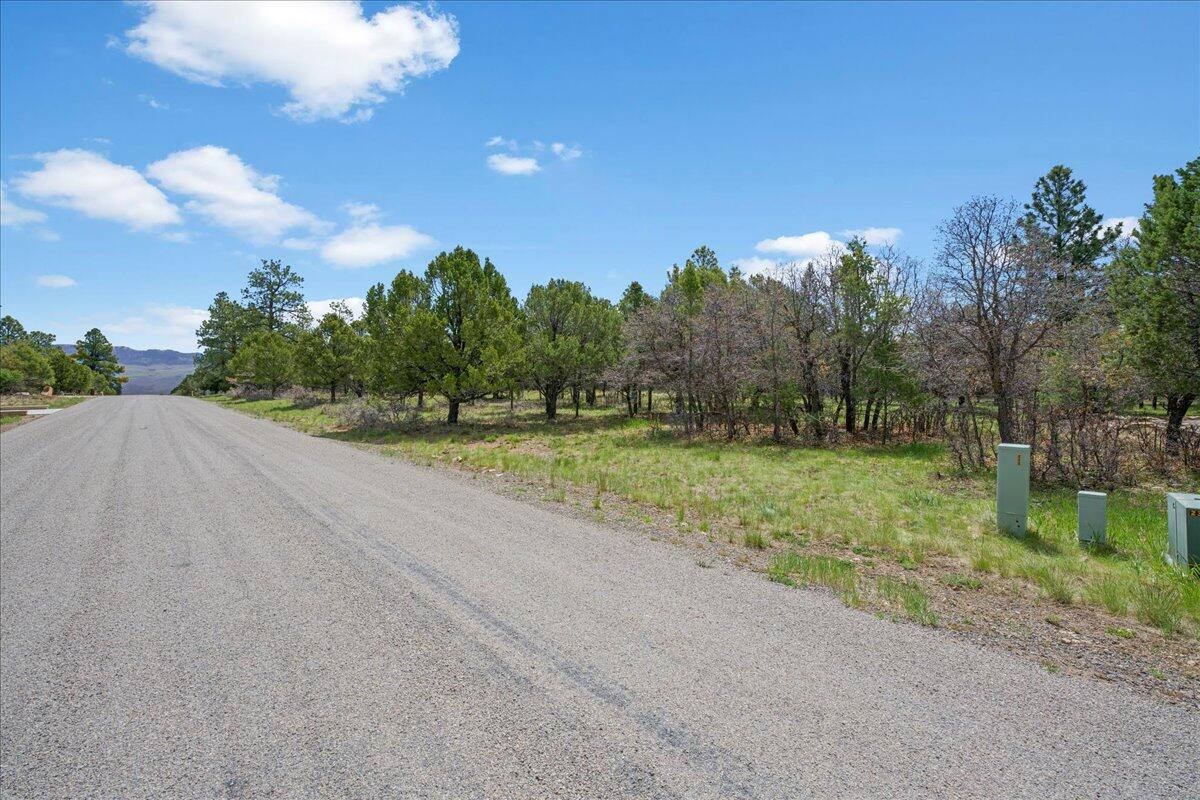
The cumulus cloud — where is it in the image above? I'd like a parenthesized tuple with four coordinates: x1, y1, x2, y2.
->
(13, 149, 181, 230)
(36, 274, 77, 288)
(307, 297, 366, 320)
(755, 231, 840, 260)
(487, 153, 540, 176)
(840, 227, 902, 246)
(146, 145, 321, 242)
(124, 0, 460, 122)
(1103, 216, 1139, 240)
(1, 183, 48, 226)
(105, 304, 208, 351)
(551, 142, 582, 161)
(320, 223, 434, 268)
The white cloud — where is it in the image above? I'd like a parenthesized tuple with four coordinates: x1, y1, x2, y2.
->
(36, 274, 77, 288)
(342, 201, 382, 222)
(731, 256, 780, 276)
(307, 297, 365, 320)
(34, 229, 61, 242)
(320, 223, 434, 268)
(551, 142, 582, 161)
(755, 231, 840, 260)
(1103, 217, 1139, 240)
(282, 237, 319, 250)
(1, 183, 48, 226)
(146, 145, 321, 242)
(13, 150, 181, 230)
(160, 230, 193, 243)
(840, 227, 902, 246)
(124, 0, 460, 122)
(138, 93, 170, 110)
(487, 153, 540, 176)
(105, 304, 207, 351)
(486, 135, 517, 150)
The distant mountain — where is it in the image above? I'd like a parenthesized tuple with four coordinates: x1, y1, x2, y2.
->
(59, 345, 197, 395)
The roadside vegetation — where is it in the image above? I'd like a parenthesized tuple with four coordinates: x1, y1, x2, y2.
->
(186, 159, 1197, 673)
(1, 315, 126, 397)
(208, 391, 1198, 640)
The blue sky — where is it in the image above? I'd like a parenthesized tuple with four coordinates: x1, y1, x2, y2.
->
(1, 1, 1196, 351)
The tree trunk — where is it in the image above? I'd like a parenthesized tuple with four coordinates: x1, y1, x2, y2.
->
(330, 384, 337, 402)
(545, 388, 558, 420)
(1165, 393, 1195, 454)
(995, 389, 1016, 443)
(447, 398, 459, 424)
(647, 388, 653, 412)
(417, 390, 424, 409)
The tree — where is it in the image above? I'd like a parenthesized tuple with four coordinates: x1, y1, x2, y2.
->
(228, 330, 294, 397)
(618, 281, 654, 319)
(523, 281, 621, 419)
(407, 247, 521, 423)
(295, 312, 361, 401)
(0, 342, 54, 392)
(74, 328, 126, 394)
(1108, 156, 1200, 450)
(362, 271, 429, 399)
(192, 292, 261, 392)
(242, 259, 307, 334)
(932, 197, 1060, 443)
(0, 315, 54, 350)
(48, 347, 93, 394)
(1023, 165, 1120, 287)
(0, 316, 26, 347)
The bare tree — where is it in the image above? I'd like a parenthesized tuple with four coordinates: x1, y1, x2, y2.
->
(932, 197, 1061, 443)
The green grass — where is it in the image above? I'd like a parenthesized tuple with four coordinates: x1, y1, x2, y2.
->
(1, 395, 91, 429)
(206, 393, 1200, 637)
(875, 576, 939, 626)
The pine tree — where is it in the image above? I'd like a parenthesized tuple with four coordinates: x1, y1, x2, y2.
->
(1108, 156, 1200, 450)
(73, 328, 125, 394)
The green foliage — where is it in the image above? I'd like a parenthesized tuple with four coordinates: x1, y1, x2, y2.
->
(192, 291, 261, 392)
(73, 328, 125, 394)
(0, 367, 21, 393)
(1108, 156, 1200, 437)
(47, 347, 93, 393)
(0, 341, 53, 392)
(618, 281, 654, 319)
(362, 270, 432, 398)
(0, 315, 27, 347)
(410, 247, 522, 423)
(294, 312, 361, 401)
(1023, 164, 1119, 278)
(229, 330, 294, 397)
(241, 259, 307, 333)
(524, 279, 622, 418)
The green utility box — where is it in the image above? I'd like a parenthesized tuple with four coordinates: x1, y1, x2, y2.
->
(996, 443, 1031, 537)
(1166, 492, 1200, 569)
(1077, 491, 1106, 546)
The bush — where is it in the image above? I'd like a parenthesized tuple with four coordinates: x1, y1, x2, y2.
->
(333, 396, 416, 429)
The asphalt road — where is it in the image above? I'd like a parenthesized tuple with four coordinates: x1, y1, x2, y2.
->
(1, 396, 1195, 799)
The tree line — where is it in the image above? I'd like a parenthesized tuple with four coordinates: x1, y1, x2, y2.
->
(176, 158, 1198, 478)
(0, 319, 125, 396)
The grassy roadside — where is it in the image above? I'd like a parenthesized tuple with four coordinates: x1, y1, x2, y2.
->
(206, 393, 1199, 642)
(0, 395, 92, 430)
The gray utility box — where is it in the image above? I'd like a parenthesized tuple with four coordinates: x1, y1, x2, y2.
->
(996, 443, 1031, 537)
(1077, 491, 1106, 546)
(1166, 492, 1200, 569)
